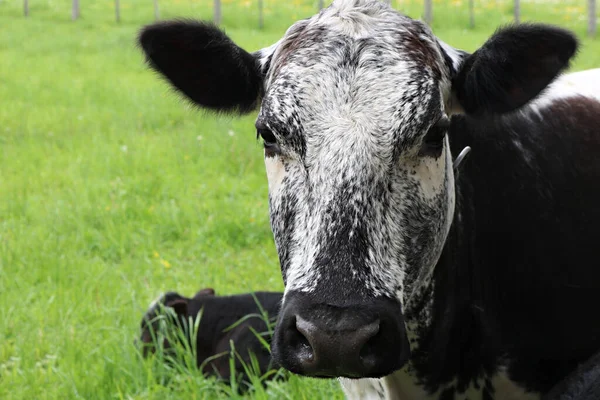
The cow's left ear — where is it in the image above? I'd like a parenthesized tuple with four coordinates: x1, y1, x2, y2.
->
(194, 288, 216, 297)
(451, 24, 578, 115)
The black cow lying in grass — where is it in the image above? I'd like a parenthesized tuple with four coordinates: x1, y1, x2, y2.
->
(138, 288, 284, 387)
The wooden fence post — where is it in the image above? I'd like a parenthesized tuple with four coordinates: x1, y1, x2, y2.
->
(153, 0, 160, 21)
(214, 0, 221, 25)
(72, 0, 80, 20)
(424, 0, 432, 25)
(469, 0, 474, 28)
(514, 0, 520, 23)
(258, 0, 264, 29)
(115, 0, 120, 22)
(589, 0, 597, 37)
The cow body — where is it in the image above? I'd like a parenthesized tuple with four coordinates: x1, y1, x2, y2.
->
(137, 1, 600, 398)
(139, 289, 283, 385)
(339, 70, 600, 399)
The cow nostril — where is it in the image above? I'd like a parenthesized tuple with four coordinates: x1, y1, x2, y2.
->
(290, 316, 315, 364)
(359, 321, 382, 369)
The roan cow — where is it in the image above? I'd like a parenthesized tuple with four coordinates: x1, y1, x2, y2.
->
(137, 0, 600, 398)
(139, 288, 283, 386)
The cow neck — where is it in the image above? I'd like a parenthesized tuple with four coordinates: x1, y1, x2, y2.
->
(403, 156, 474, 340)
(407, 162, 497, 391)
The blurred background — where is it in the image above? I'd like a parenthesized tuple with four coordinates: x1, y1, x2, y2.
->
(0, 0, 598, 399)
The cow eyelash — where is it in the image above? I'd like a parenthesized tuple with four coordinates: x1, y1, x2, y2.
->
(419, 116, 450, 158)
(256, 127, 276, 144)
(256, 127, 281, 157)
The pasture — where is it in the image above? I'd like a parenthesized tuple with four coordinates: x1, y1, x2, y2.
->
(0, 0, 598, 398)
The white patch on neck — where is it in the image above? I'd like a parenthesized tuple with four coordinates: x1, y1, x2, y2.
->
(490, 368, 541, 400)
(339, 377, 387, 400)
(338, 363, 542, 400)
(339, 365, 432, 400)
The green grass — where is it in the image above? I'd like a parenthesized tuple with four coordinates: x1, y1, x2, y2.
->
(0, 0, 598, 398)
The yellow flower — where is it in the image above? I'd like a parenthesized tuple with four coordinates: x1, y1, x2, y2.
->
(565, 6, 583, 13)
(161, 259, 171, 268)
(153, 251, 160, 259)
(184, 155, 190, 161)
(105, 205, 111, 211)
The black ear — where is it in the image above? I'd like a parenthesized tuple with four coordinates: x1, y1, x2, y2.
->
(165, 298, 188, 317)
(138, 20, 263, 114)
(194, 287, 216, 297)
(452, 24, 578, 115)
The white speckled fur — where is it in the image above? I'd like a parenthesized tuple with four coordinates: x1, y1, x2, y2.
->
(260, 0, 453, 305)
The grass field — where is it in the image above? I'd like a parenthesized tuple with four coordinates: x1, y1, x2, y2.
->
(0, 0, 598, 398)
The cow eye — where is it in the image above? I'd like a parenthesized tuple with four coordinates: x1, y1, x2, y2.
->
(419, 117, 450, 158)
(256, 126, 280, 157)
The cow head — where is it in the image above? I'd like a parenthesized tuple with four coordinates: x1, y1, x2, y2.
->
(138, 0, 577, 379)
(139, 292, 190, 358)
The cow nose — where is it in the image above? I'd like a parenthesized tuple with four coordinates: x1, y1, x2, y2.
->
(272, 291, 410, 378)
(293, 315, 381, 376)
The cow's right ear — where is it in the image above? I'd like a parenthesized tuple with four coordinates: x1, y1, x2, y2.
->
(138, 20, 264, 114)
(165, 298, 188, 317)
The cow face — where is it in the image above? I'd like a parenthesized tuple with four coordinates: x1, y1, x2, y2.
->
(139, 292, 190, 358)
(139, 0, 577, 379)
(139, 288, 217, 357)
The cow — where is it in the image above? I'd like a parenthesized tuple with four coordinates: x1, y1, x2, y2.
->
(139, 288, 284, 387)
(136, 0, 600, 398)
